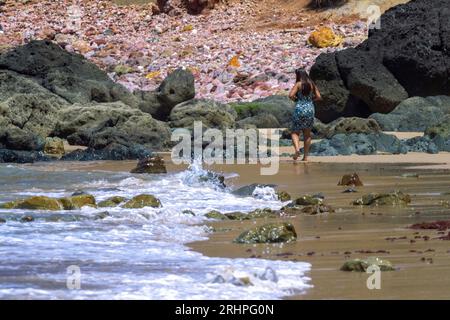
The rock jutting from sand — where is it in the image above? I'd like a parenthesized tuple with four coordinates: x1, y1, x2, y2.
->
(341, 257, 395, 272)
(234, 222, 297, 244)
(130, 155, 167, 174)
(353, 191, 411, 206)
(338, 173, 363, 187)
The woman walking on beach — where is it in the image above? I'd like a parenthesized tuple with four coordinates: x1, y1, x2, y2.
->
(289, 68, 321, 161)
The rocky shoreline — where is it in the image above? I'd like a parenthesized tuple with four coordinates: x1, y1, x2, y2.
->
(1, 0, 450, 163)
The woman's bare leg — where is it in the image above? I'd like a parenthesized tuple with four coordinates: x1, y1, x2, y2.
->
(302, 129, 311, 161)
(291, 131, 301, 160)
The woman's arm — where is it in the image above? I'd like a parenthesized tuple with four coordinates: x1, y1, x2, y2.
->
(313, 84, 322, 101)
(289, 82, 299, 102)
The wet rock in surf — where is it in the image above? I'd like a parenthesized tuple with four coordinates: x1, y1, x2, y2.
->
(1, 196, 63, 210)
(94, 211, 111, 220)
(205, 210, 228, 220)
(338, 173, 363, 187)
(198, 171, 226, 189)
(276, 191, 291, 202)
(0, 218, 6, 223)
(182, 210, 195, 216)
(341, 257, 395, 272)
(122, 194, 161, 208)
(234, 222, 297, 244)
(130, 155, 167, 174)
(20, 215, 34, 223)
(231, 183, 276, 197)
(294, 195, 323, 206)
(59, 194, 97, 210)
(98, 196, 128, 208)
(1, 194, 96, 210)
(43, 137, 65, 155)
(353, 191, 411, 206)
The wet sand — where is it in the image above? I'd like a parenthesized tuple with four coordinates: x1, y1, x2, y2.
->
(26, 153, 450, 299)
(189, 162, 450, 299)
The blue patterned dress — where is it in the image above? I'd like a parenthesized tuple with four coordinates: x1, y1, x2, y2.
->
(291, 91, 315, 132)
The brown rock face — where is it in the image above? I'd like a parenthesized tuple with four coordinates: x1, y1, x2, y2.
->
(338, 173, 363, 187)
(130, 155, 167, 174)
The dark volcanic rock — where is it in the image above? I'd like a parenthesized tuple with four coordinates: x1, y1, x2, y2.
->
(61, 143, 152, 161)
(232, 183, 277, 197)
(310, 0, 450, 122)
(0, 149, 51, 163)
(0, 126, 45, 151)
(403, 136, 439, 154)
(135, 67, 195, 121)
(0, 40, 140, 107)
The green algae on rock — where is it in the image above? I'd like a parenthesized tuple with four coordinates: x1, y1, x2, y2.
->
(205, 210, 228, 220)
(1, 196, 63, 210)
(122, 194, 161, 208)
(341, 257, 396, 272)
(294, 195, 323, 206)
(276, 191, 291, 201)
(234, 222, 297, 244)
(98, 196, 128, 208)
(59, 194, 97, 210)
(353, 191, 411, 206)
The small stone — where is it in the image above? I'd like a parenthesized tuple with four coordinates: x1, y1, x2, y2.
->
(338, 173, 364, 186)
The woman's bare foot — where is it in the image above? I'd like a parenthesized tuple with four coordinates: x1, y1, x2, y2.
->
(293, 151, 301, 161)
(301, 157, 308, 162)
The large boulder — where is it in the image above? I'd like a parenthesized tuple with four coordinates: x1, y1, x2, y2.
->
(231, 95, 295, 128)
(305, 132, 407, 156)
(52, 102, 171, 150)
(310, 0, 450, 122)
(324, 117, 381, 138)
(0, 70, 69, 138)
(135, 67, 195, 121)
(424, 114, 450, 151)
(0, 126, 45, 151)
(370, 96, 450, 131)
(0, 40, 140, 107)
(60, 143, 152, 161)
(169, 99, 236, 130)
(0, 149, 51, 163)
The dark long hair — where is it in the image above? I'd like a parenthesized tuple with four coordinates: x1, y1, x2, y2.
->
(295, 68, 314, 96)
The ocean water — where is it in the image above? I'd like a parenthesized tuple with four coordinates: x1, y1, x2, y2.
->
(0, 161, 311, 300)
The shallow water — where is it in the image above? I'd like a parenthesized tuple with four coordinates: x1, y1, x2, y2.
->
(0, 162, 311, 300)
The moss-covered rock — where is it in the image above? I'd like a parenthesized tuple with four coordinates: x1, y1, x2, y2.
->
(122, 194, 161, 208)
(2, 196, 63, 210)
(59, 194, 97, 210)
(276, 191, 291, 201)
(234, 222, 297, 244)
(353, 191, 411, 206)
(294, 195, 323, 206)
(205, 210, 228, 220)
(224, 208, 278, 220)
(281, 203, 334, 215)
(308, 26, 343, 48)
(130, 156, 167, 174)
(341, 257, 395, 272)
(98, 196, 128, 208)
